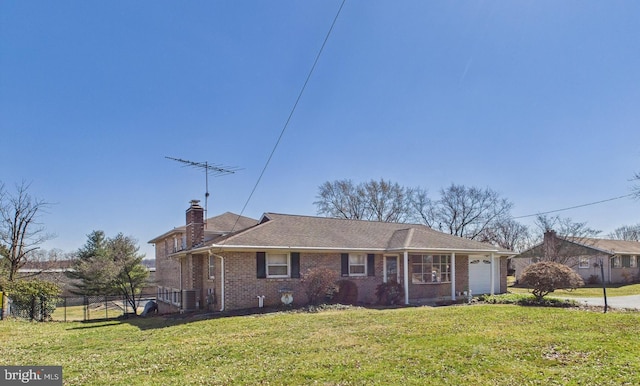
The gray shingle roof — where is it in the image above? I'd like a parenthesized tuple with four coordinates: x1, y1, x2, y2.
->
(148, 212, 258, 243)
(204, 213, 512, 254)
(566, 237, 640, 255)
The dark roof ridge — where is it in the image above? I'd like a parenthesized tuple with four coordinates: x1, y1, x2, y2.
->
(262, 212, 430, 228)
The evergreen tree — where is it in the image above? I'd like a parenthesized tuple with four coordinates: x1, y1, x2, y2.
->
(69, 231, 149, 314)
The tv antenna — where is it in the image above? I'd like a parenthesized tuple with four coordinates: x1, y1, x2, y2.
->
(165, 156, 241, 225)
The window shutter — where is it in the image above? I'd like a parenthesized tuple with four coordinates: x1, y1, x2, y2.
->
(341, 253, 349, 276)
(367, 254, 375, 277)
(291, 252, 300, 278)
(257, 252, 266, 278)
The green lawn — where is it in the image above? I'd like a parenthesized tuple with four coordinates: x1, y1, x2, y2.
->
(509, 281, 640, 298)
(1, 305, 639, 385)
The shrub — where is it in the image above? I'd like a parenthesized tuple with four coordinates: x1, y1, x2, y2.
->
(481, 293, 579, 307)
(520, 261, 584, 301)
(333, 280, 358, 305)
(300, 268, 339, 305)
(621, 269, 634, 284)
(375, 280, 404, 305)
(586, 274, 600, 285)
(1, 278, 61, 321)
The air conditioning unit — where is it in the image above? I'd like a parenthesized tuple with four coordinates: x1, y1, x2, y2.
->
(182, 290, 196, 311)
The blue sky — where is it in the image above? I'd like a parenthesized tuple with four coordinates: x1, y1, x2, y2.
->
(2, 1, 639, 259)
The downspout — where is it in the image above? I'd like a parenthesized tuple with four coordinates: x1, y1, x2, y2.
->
(179, 256, 183, 313)
(403, 251, 409, 305)
(213, 253, 225, 312)
(490, 253, 495, 296)
(451, 252, 456, 301)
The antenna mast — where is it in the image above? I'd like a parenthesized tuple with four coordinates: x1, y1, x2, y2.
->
(165, 156, 240, 225)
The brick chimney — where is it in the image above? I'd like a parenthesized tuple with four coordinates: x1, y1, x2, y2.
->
(543, 230, 557, 261)
(186, 200, 204, 249)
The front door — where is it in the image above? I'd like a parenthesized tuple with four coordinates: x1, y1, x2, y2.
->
(384, 256, 399, 283)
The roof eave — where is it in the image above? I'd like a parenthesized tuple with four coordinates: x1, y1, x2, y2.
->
(192, 244, 514, 256)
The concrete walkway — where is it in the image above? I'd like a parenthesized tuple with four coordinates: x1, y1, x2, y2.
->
(562, 295, 640, 310)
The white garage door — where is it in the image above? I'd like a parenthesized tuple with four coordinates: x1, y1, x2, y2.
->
(468, 257, 499, 295)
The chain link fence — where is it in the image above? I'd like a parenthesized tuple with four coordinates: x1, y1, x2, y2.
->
(4, 292, 157, 322)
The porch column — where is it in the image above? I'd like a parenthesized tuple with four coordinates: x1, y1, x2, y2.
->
(451, 252, 456, 301)
(490, 253, 495, 295)
(403, 251, 409, 305)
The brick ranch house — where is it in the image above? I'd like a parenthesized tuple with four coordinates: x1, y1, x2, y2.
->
(150, 201, 514, 314)
(512, 230, 640, 284)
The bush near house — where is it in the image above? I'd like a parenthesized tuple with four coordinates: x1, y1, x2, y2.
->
(520, 261, 584, 301)
(333, 280, 358, 305)
(375, 280, 404, 305)
(300, 267, 339, 305)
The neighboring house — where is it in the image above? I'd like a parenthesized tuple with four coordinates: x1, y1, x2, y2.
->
(150, 200, 514, 314)
(17, 261, 157, 297)
(512, 230, 640, 284)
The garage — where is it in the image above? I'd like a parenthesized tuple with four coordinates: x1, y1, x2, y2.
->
(468, 256, 499, 295)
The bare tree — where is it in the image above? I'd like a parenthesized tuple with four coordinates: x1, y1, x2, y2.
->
(315, 180, 367, 220)
(0, 181, 53, 281)
(431, 184, 513, 241)
(315, 179, 414, 222)
(362, 179, 410, 222)
(608, 224, 640, 241)
(632, 172, 640, 199)
(408, 187, 435, 227)
(482, 218, 530, 252)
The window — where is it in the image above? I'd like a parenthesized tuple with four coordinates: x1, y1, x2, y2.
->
(172, 289, 180, 305)
(621, 255, 635, 268)
(349, 254, 367, 276)
(208, 255, 215, 279)
(632, 256, 638, 268)
(612, 256, 621, 268)
(266, 253, 289, 278)
(411, 254, 451, 284)
(164, 288, 170, 302)
(578, 257, 590, 269)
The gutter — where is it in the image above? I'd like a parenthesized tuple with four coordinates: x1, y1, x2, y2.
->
(193, 244, 514, 256)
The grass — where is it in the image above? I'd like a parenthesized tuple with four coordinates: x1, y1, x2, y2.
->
(508, 281, 640, 298)
(1, 305, 640, 385)
(507, 275, 640, 297)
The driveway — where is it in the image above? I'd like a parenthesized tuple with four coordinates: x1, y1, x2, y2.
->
(562, 295, 640, 310)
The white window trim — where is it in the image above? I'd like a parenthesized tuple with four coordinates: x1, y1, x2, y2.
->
(578, 257, 590, 269)
(349, 253, 367, 277)
(631, 256, 637, 268)
(411, 254, 451, 284)
(383, 255, 399, 283)
(266, 252, 290, 278)
(613, 256, 622, 268)
(172, 289, 181, 306)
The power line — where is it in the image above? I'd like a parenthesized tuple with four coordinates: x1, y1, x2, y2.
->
(230, 0, 346, 231)
(512, 193, 634, 219)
